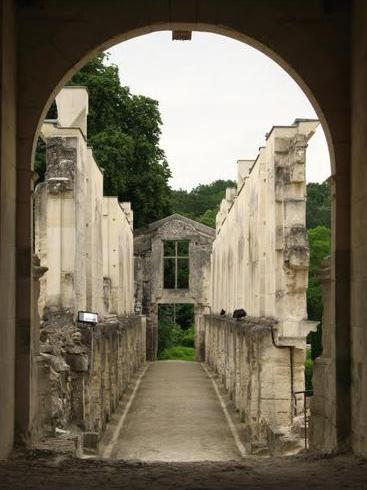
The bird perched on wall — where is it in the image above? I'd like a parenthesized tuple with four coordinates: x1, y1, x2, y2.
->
(233, 309, 247, 320)
(220, 309, 226, 316)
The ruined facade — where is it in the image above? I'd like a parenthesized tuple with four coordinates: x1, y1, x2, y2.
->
(134, 215, 215, 360)
(33, 87, 145, 438)
(4, 1, 367, 460)
(35, 87, 135, 319)
(205, 120, 319, 453)
(102, 198, 134, 316)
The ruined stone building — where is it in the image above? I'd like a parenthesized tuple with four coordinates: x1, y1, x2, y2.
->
(205, 120, 319, 454)
(21, 88, 333, 455)
(33, 87, 146, 438)
(35, 87, 135, 319)
(3, 1, 367, 463)
(134, 214, 215, 360)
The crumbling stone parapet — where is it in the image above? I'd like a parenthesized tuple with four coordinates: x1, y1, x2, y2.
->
(205, 314, 307, 455)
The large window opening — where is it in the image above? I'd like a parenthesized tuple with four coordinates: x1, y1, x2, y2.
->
(158, 303, 195, 360)
(163, 240, 189, 289)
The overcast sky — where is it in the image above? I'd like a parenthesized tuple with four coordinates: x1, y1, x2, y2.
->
(108, 31, 331, 191)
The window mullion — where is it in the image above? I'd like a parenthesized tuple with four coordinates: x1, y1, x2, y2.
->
(175, 242, 178, 289)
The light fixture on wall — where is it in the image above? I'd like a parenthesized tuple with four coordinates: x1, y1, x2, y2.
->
(77, 311, 99, 325)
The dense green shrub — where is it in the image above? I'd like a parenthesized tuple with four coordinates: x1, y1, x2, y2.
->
(159, 346, 195, 361)
(158, 320, 184, 354)
(181, 326, 195, 348)
(157, 314, 195, 361)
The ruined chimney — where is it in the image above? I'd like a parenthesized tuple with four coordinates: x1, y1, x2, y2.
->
(237, 160, 254, 188)
(225, 187, 237, 204)
(55, 86, 89, 137)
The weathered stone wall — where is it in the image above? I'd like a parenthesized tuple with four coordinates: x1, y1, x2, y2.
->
(205, 315, 306, 455)
(102, 198, 134, 316)
(134, 214, 215, 360)
(0, 0, 16, 459)
(33, 87, 144, 440)
(207, 121, 319, 454)
(311, 257, 337, 452)
(35, 87, 134, 320)
(351, 0, 367, 458)
(36, 314, 146, 435)
(211, 120, 318, 346)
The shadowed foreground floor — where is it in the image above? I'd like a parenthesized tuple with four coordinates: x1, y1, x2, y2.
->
(1, 450, 367, 489)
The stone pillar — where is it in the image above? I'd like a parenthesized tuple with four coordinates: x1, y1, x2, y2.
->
(146, 317, 158, 361)
(0, 0, 16, 458)
(351, 0, 367, 457)
(310, 257, 337, 452)
(195, 305, 208, 362)
(30, 255, 47, 441)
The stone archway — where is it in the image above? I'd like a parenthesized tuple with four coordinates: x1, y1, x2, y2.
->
(2, 0, 355, 458)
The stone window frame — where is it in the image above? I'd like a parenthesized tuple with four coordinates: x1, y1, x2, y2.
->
(163, 240, 190, 289)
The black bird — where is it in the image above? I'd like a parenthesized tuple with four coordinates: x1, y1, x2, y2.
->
(233, 309, 247, 320)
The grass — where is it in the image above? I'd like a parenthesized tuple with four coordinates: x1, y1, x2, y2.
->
(158, 345, 195, 361)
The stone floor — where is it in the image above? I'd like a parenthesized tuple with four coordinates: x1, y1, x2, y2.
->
(101, 360, 242, 461)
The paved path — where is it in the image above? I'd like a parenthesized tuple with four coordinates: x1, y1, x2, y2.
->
(106, 361, 242, 462)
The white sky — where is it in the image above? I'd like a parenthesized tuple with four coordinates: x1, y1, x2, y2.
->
(108, 31, 331, 191)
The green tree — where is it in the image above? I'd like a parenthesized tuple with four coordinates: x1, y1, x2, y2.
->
(36, 53, 172, 228)
(198, 208, 217, 228)
(306, 181, 331, 229)
(171, 179, 236, 227)
(307, 225, 331, 359)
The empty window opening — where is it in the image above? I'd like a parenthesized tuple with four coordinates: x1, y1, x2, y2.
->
(163, 240, 189, 289)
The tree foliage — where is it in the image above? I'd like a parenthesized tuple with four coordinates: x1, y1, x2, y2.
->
(157, 304, 195, 360)
(306, 181, 331, 229)
(307, 225, 331, 359)
(171, 180, 236, 228)
(36, 53, 172, 228)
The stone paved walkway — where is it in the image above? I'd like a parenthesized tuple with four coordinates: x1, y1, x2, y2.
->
(103, 361, 242, 461)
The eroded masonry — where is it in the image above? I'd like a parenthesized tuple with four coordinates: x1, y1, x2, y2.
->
(34, 87, 146, 438)
(206, 120, 319, 454)
(32, 87, 320, 456)
(134, 215, 215, 361)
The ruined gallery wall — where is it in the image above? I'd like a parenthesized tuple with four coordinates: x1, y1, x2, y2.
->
(205, 315, 305, 455)
(205, 121, 319, 454)
(211, 120, 318, 344)
(36, 316, 146, 435)
(35, 87, 134, 320)
(102, 198, 134, 316)
(35, 129, 89, 314)
(34, 87, 145, 437)
(68, 316, 145, 434)
(85, 147, 104, 314)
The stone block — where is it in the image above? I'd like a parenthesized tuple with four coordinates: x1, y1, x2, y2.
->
(66, 353, 89, 372)
(82, 432, 99, 453)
